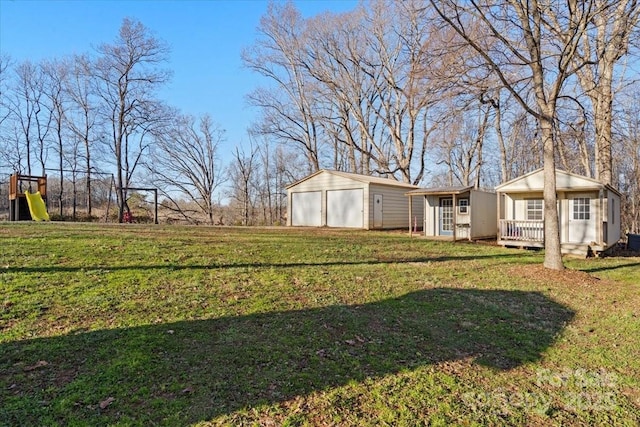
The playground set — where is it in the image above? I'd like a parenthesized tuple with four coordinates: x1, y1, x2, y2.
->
(8, 173, 50, 221)
(6, 172, 159, 223)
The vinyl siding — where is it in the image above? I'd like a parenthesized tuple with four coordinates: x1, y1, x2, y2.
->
(369, 184, 423, 229)
(469, 190, 497, 239)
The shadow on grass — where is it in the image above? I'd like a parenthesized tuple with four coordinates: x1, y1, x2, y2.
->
(578, 261, 640, 273)
(1, 288, 573, 425)
(4, 252, 534, 274)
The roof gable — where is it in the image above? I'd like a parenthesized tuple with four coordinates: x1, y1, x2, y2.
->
(496, 169, 617, 193)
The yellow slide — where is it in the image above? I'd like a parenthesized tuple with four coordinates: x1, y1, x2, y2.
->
(25, 190, 50, 221)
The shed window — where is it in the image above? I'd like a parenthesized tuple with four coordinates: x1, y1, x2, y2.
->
(526, 199, 543, 221)
(458, 198, 469, 214)
(573, 197, 591, 220)
(612, 199, 615, 225)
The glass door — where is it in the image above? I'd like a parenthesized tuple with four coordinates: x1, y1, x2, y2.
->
(439, 198, 453, 236)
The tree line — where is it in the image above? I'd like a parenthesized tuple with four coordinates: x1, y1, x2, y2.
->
(1, 1, 639, 269)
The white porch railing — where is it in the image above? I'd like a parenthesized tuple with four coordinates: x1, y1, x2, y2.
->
(499, 220, 544, 242)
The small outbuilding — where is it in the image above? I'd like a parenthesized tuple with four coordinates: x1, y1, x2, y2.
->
(496, 168, 621, 255)
(406, 186, 497, 240)
(286, 169, 423, 229)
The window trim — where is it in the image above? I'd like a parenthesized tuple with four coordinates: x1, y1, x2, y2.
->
(611, 199, 615, 225)
(572, 197, 591, 221)
(526, 199, 543, 221)
(458, 198, 469, 214)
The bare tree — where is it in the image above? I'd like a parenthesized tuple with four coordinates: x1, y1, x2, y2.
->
(230, 143, 259, 226)
(0, 54, 15, 173)
(10, 60, 55, 176)
(94, 18, 171, 222)
(31, 63, 53, 176)
(65, 54, 99, 216)
(302, 6, 379, 175)
(255, 135, 276, 225)
(0, 54, 12, 128)
(490, 89, 512, 183)
(243, 2, 322, 174)
(615, 88, 640, 233)
(575, 0, 640, 185)
(253, 135, 296, 225)
(9, 61, 41, 175)
(435, 100, 491, 187)
(147, 113, 226, 225)
(42, 58, 70, 216)
(432, 0, 602, 270)
(362, 0, 439, 183)
(502, 110, 544, 179)
(247, 1, 454, 184)
(554, 95, 594, 176)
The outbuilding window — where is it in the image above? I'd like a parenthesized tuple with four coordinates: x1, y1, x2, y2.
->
(458, 198, 469, 214)
(611, 199, 615, 225)
(526, 199, 543, 221)
(573, 197, 590, 220)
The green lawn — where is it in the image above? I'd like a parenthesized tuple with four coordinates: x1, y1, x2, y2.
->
(1, 223, 639, 426)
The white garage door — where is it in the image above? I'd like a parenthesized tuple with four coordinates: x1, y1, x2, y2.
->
(291, 191, 322, 226)
(327, 189, 364, 228)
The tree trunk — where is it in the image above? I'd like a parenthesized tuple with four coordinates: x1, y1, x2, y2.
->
(86, 150, 92, 216)
(493, 98, 509, 183)
(540, 118, 564, 270)
(474, 107, 489, 189)
(593, 71, 613, 185)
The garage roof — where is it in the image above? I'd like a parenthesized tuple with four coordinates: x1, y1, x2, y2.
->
(405, 185, 474, 196)
(286, 169, 419, 189)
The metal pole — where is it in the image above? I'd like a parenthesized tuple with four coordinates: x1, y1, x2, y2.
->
(154, 188, 158, 224)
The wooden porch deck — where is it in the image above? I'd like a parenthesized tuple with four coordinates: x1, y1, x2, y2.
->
(498, 219, 607, 257)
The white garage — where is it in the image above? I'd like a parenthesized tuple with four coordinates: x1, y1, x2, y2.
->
(286, 170, 423, 230)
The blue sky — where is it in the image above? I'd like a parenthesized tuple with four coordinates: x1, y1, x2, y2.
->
(0, 0, 358, 165)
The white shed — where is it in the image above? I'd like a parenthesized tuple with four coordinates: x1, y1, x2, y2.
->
(406, 186, 497, 240)
(286, 170, 424, 230)
(496, 168, 622, 255)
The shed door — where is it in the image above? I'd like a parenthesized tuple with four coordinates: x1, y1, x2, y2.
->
(291, 191, 322, 226)
(568, 195, 596, 243)
(439, 197, 453, 236)
(327, 189, 363, 228)
(373, 194, 383, 228)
